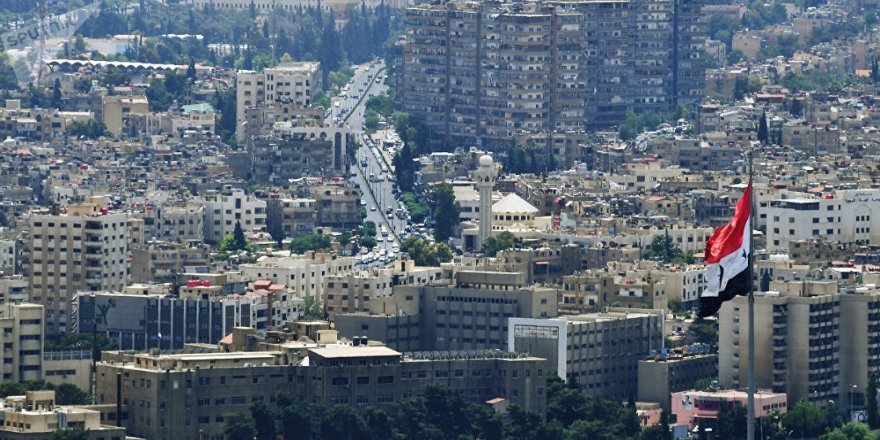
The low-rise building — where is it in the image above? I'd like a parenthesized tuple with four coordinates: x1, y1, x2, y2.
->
(637, 347, 718, 413)
(671, 389, 787, 430)
(0, 390, 128, 440)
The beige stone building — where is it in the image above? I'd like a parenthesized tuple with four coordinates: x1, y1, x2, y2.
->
(323, 259, 441, 319)
(101, 95, 149, 137)
(25, 197, 128, 334)
(235, 62, 321, 143)
(0, 304, 43, 383)
(718, 284, 880, 414)
(0, 390, 127, 440)
(96, 345, 545, 440)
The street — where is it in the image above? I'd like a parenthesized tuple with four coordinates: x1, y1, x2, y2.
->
(327, 60, 406, 264)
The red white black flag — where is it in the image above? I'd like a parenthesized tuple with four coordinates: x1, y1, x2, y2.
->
(698, 181, 752, 317)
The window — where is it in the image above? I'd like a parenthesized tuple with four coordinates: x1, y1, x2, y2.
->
(231, 396, 247, 405)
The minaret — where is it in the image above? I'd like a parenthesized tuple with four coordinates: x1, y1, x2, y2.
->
(474, 154, 500, 251)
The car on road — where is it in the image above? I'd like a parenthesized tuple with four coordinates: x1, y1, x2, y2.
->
(370, 205, 377, 211)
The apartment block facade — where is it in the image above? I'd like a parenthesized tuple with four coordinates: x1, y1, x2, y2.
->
(25, 197, 128, 334)
(0, 303, 43, 382)
(400, 0, 705, 141)
(201, 188, 267, 244)
(718, 289, 869, 412)
(235, 62, 321, 143)
(336, 282, 558, 352)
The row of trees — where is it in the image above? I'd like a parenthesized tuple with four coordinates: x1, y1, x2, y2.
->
(0, 381, 89, 406)
(399, 237, 453, 267)
(225, 379, 657, 440)
(77, 1, 401, 82)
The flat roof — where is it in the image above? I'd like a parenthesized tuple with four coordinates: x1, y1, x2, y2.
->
(310, 345, 401, 359)
(169, 352, 279, 361)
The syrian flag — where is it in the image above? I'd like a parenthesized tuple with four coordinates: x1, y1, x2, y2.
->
(698, 181, 752, 317)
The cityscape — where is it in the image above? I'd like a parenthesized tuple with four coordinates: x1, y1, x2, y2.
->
(0, 0, 878, 438)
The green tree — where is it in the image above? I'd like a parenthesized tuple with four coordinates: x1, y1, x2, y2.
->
(393, 143, 416, 193)
(688, 318, 718, 345)
(783, 399, 840, 439)
(716, 402, 748, 440)
(277, 392, 315, 439)
(66, 120, 109, 139)
(869, 372, 879, 429)
(399, 192, 427, 223)
(301, 295, 323, 320)
(432, 182, 460, 242)
(251, 400, 276, 440)
(233, 221, 247, 251)
(820, 422, 872, 440)
(53, 383, 90, 405)
(312, 91, 331, 109)
(224, 412, 256, 440)
(320, 404, 369, 439)
(758, 111, 769, 145)
(436, 243, 453, 263)
(481, 231, 517, 256)
(51, 78, 63, 109)
(338, 231, 352, 247)
(218, 234, 239, 252)
(360, 236, 377, 250)
(50, 428, 88, 440)
(645, 233, 684, 263)
(290, 234, 332, 254)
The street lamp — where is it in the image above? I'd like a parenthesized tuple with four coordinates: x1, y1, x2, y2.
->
(850, 384, 858, 421)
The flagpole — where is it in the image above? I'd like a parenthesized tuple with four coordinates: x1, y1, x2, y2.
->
(747, 147, 756, 440)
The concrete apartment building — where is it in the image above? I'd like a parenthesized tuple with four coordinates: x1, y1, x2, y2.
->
(0, 303, 92, 391)
(336, 275, 558, 352)
(25, 197, 128, 334)
(101, 95, 149, 137)
(0, 390, 127, 440)
(248, 126, 348, 183)
(324, 259, 441, 319)
(130, 240, 211, 284)
(0, 276, 28, 305)
(266, 198, 318, 239)
(141, 202, 205, 243)
(508, 309, 665, 401)
(235, 62, 321, 143)
(313, 183, 363, 230)
(0, 304, 43, 382)
(765, 189, 880, 252)
(400, 1, 585, 146)
(719, 284, 848, 411)
(201, 188, 266, 243)
(400, 0, 705, 139)
(96, 345, 546, 440)
(240, 252, 356, 300)
(637, 348, 717, 413)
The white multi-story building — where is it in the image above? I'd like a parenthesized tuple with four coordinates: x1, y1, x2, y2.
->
(765, 189, 880, 253)
(202, 188, 267, 243)
(652, 265, 706, 307)
(25, 197, 128, 334)
(236, 62, 322, 142)
(240, 252, 356, 300)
